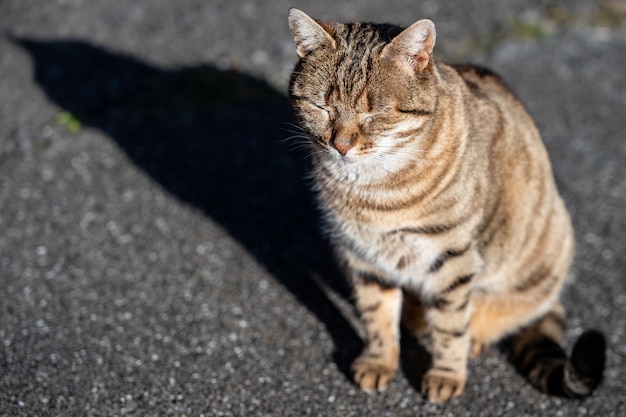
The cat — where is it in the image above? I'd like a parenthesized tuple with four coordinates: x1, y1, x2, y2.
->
(287, 8, 606, 403)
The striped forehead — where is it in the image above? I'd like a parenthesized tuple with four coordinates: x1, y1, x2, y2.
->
(330, 23, 387, 102)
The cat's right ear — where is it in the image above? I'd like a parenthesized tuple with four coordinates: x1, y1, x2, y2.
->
(383, 19, 436, 73)
(288, 8, 336, 58)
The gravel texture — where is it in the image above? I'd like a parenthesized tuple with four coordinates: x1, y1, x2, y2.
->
(1, 1, 625, 416)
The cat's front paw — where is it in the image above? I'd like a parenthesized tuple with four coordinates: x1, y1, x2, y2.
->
(351, 354, 397, 393)
(421, 368, 466, 403)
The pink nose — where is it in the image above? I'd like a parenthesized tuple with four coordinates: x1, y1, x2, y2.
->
(333, 137, 354, 156)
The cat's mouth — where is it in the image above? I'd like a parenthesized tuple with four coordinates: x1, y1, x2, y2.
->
(330, 149, 360, 164)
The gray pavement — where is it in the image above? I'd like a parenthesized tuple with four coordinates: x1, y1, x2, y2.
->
(1, 1, 625, 416)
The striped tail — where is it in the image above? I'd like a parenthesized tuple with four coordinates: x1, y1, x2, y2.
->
(511, 310, 606, 397)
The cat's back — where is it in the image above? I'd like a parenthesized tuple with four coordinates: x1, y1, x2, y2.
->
(450, 63, 538, 139)
(447, 62, 552, 181)
(446, 63, 574, 288)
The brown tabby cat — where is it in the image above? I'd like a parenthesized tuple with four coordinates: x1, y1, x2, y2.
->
(287, 8, 605, 403)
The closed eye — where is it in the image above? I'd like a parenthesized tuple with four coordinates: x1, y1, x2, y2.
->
(292, 95, 331, 114)
(309, 101, 330, 112)
(397, 108, 432, 116)
(303, 100, 330, 113)
(301, 100, 331, 120)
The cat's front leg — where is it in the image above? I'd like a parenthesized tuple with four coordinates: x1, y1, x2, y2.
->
(350, 271, 402, 393)
(421, 272, 475, 403)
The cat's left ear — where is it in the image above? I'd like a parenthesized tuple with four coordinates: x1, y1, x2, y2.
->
(383, 19, 436, 73)
(288, 8, 336, 58)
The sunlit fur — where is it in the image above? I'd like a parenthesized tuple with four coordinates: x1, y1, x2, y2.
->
(288, 8, 605, 403)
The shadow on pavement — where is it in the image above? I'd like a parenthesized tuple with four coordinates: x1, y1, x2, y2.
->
(14, 37, 363, 378)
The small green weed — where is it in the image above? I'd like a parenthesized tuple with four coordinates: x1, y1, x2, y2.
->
(511, 18, 548, 39)
(57, 111, 83, 133)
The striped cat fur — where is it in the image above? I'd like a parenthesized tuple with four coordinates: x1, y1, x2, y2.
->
(288, 8, 605, 403)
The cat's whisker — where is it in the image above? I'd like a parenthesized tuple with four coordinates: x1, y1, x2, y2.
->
(285, 135, 308, 144)
(370, 148, 429, 164)
(300, 147, 329, 162)
(281, 133, 308, 140)
(373, 143, 429, 154)
(279, 128, 307, 137)
(385, 147, 430, 160)
(280, 122, 305, 132)
(288, 143, 312, 154)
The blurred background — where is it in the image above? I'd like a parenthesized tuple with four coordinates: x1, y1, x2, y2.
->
(1, 1, 625, 416)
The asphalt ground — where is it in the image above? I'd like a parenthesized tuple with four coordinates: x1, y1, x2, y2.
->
(0, 1, 625, 416)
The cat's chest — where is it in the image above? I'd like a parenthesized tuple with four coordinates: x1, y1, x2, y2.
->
(337, 219, 442, 286)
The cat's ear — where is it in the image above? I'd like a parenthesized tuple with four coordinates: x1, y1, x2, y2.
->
(383, 19, 436, 73)
(288, 8, 336, 58)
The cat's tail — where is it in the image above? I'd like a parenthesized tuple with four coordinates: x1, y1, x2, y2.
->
(510, 308, 606, 397)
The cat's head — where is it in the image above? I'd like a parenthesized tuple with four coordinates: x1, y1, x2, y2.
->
(288, 8, 439, 180)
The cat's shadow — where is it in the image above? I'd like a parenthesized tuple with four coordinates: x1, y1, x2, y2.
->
(14, 37, 363, 377)
(399, 330, 432, 393)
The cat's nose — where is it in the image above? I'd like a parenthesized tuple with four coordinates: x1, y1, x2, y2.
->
(332, 136, 354, 156)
